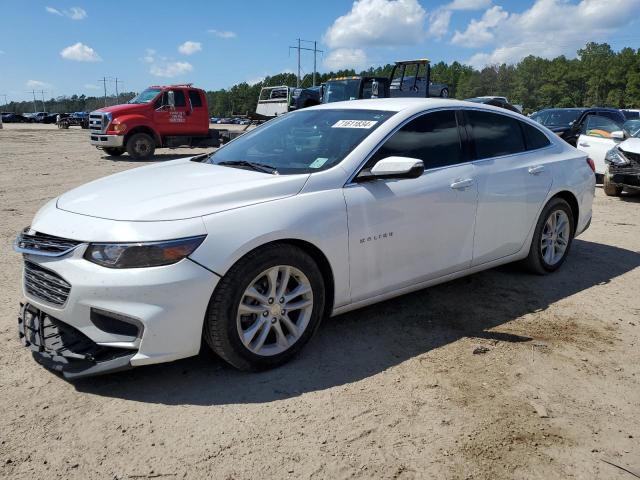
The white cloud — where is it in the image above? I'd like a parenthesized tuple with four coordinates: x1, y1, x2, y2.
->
(324, 48, 368, 70)
(447, 0, 491, 9)
(26, 80, 52, 89)
(458, 0, 640, 68)
(150, 61, 193, 78)
(84, 83, 100, 90)
(45, 6, 62, 15)
(208, 29, 237, 39)
(324, 0, 427, 48)
(60, 42, 102, 62)
(178, 41, 202, 55)
(66, 7, 87, 20)
(142, 48, 156, 63)
(451, 5, 508, 46)
(45, 6, 87, 19)
(428, 0, 491, 39)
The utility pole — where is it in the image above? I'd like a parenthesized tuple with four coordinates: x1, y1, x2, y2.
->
(40, 90, 46, 111)
(114, 77, 120, 104)
(289, 39, 323, 88)
(100, 76, 108, 107)
(0, 94, 8, 109)
(31, 90, 38, 113)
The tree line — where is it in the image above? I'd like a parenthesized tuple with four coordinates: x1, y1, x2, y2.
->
(4, 43, 639, 117)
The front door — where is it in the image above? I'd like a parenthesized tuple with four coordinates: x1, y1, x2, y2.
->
(343, 109, 478, 302)
(576, 114, 622, 175)
(153, 89, 190, 136)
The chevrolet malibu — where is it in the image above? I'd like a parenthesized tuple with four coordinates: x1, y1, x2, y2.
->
(14, 99, 595, 378)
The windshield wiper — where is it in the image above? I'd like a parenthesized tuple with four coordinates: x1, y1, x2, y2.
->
(217, 160, 279, 174)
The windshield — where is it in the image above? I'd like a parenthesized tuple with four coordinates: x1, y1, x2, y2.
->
(206, 109, 394, 174)
(322, 79, 361, 103)
(623, 119, 640, 137)
(128, 88, 162, 104)
(532, 109, 583, 127)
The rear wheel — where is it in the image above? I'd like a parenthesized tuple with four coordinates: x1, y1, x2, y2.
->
(523, 198, 574, 274)
(204, 244, 325, 371)
(126, 132, 155, 160)
(603, 174, 622, 196)
(103, 147, 124, 157)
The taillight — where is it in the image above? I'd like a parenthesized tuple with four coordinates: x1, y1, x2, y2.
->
(586, 158, 595, 173)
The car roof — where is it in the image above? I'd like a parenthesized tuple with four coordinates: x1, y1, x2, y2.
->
(311, 98, 478, 112)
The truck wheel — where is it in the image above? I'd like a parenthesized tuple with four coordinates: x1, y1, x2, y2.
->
(603, 174, 622, 197)
(203, 243, 325, 371)
(126, 133, 155, 160)
(440, 88, 449, 98)
(103, 147, 124, 157)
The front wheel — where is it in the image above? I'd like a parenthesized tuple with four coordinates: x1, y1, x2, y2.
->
(204, 244, 325, 371)
(523, 198, 574, 275)
(603, 174, 622, 196)
(126, 132, 155, 160)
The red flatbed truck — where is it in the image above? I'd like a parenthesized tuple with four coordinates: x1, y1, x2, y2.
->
(89, 84, 238, 159)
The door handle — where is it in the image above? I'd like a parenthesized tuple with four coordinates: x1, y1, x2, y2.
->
(450, 178, 474, 190)
(579, 142, 590, 147)
(528, 165, 545, 175)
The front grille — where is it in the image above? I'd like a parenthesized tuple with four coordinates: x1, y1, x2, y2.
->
(24, 261, 71, 307)
(89, 113, 106, 134)
(620, 148, 640, 165)
(15, 230, 81, 256)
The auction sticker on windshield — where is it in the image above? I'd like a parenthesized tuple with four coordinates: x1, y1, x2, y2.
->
(332, 120, 378, 129)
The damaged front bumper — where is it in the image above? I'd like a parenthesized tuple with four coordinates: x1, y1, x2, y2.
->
(18, 303, 135, 379)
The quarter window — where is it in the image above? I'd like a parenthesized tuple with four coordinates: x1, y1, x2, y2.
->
(367, 110, 463, 170)
(521, 122, 551, 150)
(467, 110, 525, 159)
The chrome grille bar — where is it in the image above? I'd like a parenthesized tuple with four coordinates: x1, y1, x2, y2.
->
(23, 261, 71, 307)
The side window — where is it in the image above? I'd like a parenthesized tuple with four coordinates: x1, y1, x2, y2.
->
(521, 122, 551, 151)
(189, 90, 203, 108)
(583, 115, 621, 138)
(367, 110, 463, 170)
(173, 90, 186, 107)
(467, 110, 525, 159)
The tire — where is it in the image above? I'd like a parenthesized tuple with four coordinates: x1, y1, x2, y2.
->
(523, 197, 575, 275)
(603, 174, 622, 197)
(103, 147, 124, 157)
(126, 132, 155, 160)
(440, 88, 449, 98)
(203, 243, 326, 371)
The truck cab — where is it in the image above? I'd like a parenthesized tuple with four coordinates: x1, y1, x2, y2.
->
(89, 84, 219, 159)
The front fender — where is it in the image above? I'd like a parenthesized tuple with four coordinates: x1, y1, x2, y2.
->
(189, 190, 351, 309)
(109, 114, 157, 136)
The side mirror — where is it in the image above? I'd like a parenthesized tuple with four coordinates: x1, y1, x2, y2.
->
(167, 91, 176, 110)
(357, 156, 424, 182)
(611, 130, 625, 141)
(371, 80, 379, 98)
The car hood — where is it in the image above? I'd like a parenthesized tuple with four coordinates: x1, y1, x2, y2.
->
(95, 103, 148, 115)
(619, 137, 640, 155)
(56, 157, 309, 221)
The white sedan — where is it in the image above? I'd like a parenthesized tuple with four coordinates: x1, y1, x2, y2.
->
(14, 99, 595, 378)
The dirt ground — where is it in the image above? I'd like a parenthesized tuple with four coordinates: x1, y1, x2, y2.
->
(0, 123, 639, 480)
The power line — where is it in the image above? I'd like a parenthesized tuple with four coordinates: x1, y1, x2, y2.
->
(289, 39, 324, 87)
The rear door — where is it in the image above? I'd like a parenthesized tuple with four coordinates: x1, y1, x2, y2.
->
(187, 89, 209, 136)
(153, 89, 190, 135)
(467, 109, 553, 266)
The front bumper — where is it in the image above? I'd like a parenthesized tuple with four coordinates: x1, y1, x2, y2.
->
(90, 134, 124, 148)
(17, 246, 220, 378)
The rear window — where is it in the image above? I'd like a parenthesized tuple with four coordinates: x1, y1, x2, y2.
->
(521, 122, 551, 151)
(189, 90, 203, 108)
(467, 110, 525, 159)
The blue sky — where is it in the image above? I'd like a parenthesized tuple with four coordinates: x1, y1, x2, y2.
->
(1, 0, 639, 103)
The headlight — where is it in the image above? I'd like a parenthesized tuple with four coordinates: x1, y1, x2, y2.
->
(604, 148, 629, 166)
(84, 235, 206, 269)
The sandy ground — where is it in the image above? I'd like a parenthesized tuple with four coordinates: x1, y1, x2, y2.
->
(0, 123, 639, 480)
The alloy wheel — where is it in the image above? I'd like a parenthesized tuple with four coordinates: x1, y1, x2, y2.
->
(236, 265, 313, 356)
(540, 210, 570, 266)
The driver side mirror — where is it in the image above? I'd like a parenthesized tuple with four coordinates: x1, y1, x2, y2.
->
(611, 130, 625, 141)
(167, 91, 176, 110)
(371, 80, 379, 98)
(357, 156, 424, 182)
